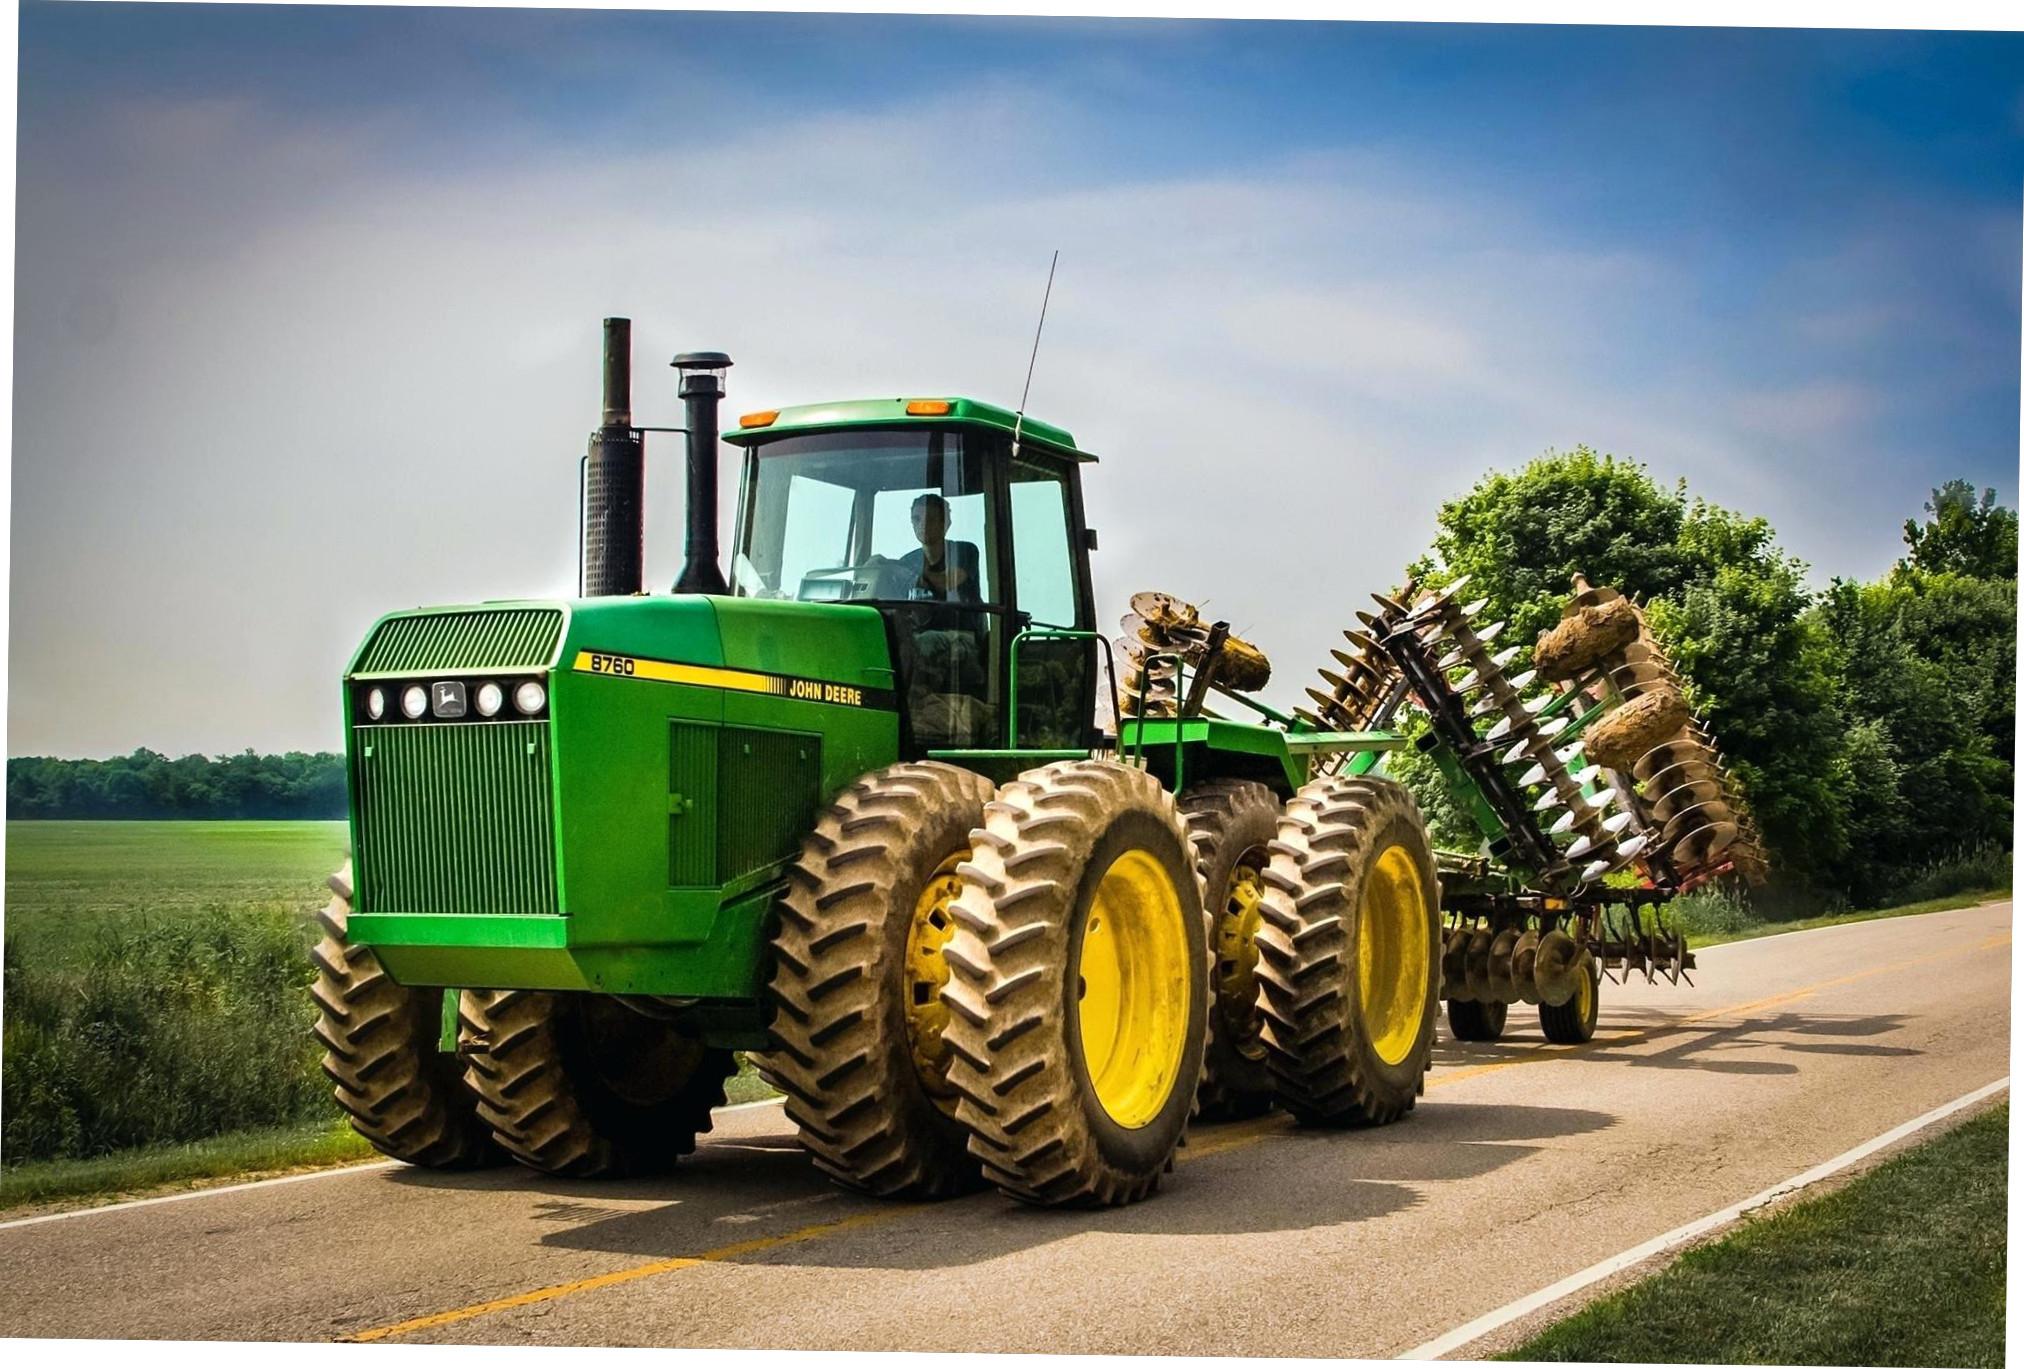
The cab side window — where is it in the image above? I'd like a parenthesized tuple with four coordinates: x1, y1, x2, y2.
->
(1009, 456, 1092, 748)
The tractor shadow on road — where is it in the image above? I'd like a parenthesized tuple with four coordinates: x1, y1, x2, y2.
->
(1435, 1008, 1922, 1078)
(497, 1098, 1614, 1272)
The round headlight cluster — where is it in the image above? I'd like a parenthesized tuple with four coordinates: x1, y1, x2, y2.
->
(361, 677, 545, 723)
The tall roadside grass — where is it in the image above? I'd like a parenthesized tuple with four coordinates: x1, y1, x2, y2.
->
(2, 908, 330, 1163)
(1887, 841, 2013, 905)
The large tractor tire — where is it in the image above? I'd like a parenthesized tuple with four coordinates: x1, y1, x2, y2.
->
(458, 989, 734, 1178)
(1255, 775, 1441, 1126)
(1180, 779, 1281, 1120)
(1446, 997, 1508, 1042)
(754, 761, 994, 1199)
(310, 863, 499, 1168)
(1539, 956, 1601, 1045)
(942, 759, 1210, 1207)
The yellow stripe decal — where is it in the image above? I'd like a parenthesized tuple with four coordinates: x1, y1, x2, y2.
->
(571, 650, 889, 709)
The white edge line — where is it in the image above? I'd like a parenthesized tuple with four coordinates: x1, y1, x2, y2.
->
(1397, 1075, 2011, 1361)
(0, 1097, 789, 1233)
(0, 1159, 403, 1232)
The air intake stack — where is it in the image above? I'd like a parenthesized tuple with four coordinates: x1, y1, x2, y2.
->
(672, 351, 732, 595)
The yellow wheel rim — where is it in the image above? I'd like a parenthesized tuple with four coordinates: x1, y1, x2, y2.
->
(1356, 844, 1431, 1067)
(1076, 848, 1191, 1129)
(1574, 958, 1595, 1027)
(904, 853, 965, 1104)
(1215, 856, 1268, 1060)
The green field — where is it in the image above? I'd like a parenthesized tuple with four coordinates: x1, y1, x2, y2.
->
(0, 819, 772, 1207)
(5, 819, 349, 960)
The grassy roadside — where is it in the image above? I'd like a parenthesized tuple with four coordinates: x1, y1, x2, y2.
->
(1504, 1103, 2008, 1366)
(0, 1055, 781, 1217)
(0, 1118, 380, 1214)
(1690, 886, 2010, 951)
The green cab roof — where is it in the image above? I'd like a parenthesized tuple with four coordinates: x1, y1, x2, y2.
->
(723, 396, 1096, 463)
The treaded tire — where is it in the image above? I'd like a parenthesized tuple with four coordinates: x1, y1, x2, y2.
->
(1180, 779, 1280, 1120)
(1255, 775, 1440, 1126)
(459, 989, 734, 1178)
(1538, 957, 1600, 1045)
(942, 759, 1210, 1207)
(753, 761, 994, 1199)
(310, 863, 499, 1168)
(1446, 997, 1508, 1042)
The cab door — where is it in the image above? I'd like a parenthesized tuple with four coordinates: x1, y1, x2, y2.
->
(1006, 451, 1098, 750)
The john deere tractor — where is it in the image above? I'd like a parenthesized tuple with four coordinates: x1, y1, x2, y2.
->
(314, 318, 1757, 1207)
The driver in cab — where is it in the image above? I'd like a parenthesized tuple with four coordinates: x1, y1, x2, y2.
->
(898, 493, 980, 604)
(894, 493, 988, 744)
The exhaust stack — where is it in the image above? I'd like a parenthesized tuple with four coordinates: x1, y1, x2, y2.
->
(581, 318, 645, 596)
(672, 351, 732, 596)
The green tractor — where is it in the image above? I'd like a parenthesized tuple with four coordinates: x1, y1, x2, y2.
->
(312, 318, 1448, 1206)
(314, 318, 1754, 1207)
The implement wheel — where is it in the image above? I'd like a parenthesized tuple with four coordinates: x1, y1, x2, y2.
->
(458, 990, 734, 1178)
(754, 761, 994, 1199)
(1180, 779, 1281, 1119)
(942, 759, 1209, 1207)
(1255, 776, 1440, 1125)
(310, 863, 499, 1168)
(1539, 957, 1600, 1045)
(1446, 998, 1508, 1043)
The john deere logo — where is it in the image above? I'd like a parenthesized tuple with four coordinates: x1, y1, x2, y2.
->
(431, 681, 467, 718)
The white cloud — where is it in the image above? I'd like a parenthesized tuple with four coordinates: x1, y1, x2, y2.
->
(6, 81, 1995, 754)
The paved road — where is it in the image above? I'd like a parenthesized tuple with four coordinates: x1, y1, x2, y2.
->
(0, 902, 2009, 1354)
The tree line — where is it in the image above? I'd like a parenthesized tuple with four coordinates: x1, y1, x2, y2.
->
(7, 749, 346, 820)
(1395, 458, 2015, 909)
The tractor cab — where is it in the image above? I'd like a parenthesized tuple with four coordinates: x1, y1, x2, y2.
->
(726, 399, 1101, 756)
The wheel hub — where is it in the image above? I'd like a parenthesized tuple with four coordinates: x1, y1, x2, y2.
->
(1076, 847, 1190, 1129)
(1214, 856, 1269, 1060)
(1356, 844, 1429, 1067)
(903, 855, 965, 1103)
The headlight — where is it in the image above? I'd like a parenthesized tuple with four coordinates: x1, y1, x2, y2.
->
(401, 684, 428, 719)
(514, 680, 547, 715)
(475, 681, 504, 717)
(365, 687, 386, 721)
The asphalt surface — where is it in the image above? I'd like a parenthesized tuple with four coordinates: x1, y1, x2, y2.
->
(0, 901, 2009, 1354)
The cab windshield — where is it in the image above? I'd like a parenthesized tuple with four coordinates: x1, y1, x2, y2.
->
(731, 429, 996, 606)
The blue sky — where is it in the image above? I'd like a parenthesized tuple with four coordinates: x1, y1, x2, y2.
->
(10, 4, 2022, 755)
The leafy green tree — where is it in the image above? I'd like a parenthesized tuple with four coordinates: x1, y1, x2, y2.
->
(1900, 479, 2018, 580)
(1409, 447, 1849, 888)
(5, 750, 347, 819)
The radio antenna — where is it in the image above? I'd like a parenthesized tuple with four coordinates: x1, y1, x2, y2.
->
(1011, 249, 1059, 459)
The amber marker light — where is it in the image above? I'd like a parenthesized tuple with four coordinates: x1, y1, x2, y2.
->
(905, 399, 953, 416)
(739, 410, 780, 428)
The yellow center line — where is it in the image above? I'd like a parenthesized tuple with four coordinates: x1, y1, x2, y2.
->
(344, 924, 2009, 1343)
(343, 1207, 921, 1342)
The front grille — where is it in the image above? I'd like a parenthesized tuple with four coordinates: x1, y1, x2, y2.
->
(354, 721, 558, 915)
(355, 608, 563, 675)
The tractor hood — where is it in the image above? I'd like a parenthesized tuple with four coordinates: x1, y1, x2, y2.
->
(555, 594, 898, 710)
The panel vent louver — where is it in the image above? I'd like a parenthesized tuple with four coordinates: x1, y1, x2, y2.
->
(355, 609, 563, 676)
(666, 724, 820, 888)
